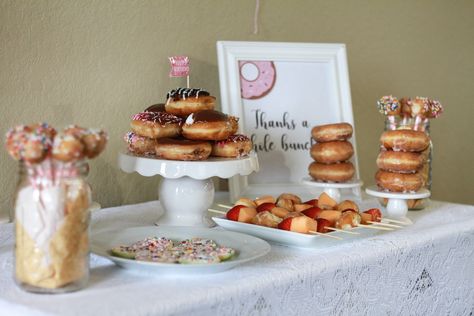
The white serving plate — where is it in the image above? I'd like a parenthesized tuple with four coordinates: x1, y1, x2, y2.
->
(212, 217, 381, 248)
(91, 226, 270, 274)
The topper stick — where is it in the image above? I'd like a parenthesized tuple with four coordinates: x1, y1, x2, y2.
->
(186, 75, 190, 88)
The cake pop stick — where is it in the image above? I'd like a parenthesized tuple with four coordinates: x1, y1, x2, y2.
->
(377, 95, 400, 130)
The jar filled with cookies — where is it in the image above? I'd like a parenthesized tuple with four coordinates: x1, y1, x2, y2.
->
(376, 96, 443, 209)
(6, 123, 107, 293)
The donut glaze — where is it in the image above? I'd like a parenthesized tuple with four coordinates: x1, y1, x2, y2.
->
(124, 132, 156, 156)
(376, 150, 424, 173)
(308, 161, 355, 182)
(310, 141, 354, 163)
(165, 88, 215, 117)
(380, 130, 430, 152)
(311, 123, 353, 142)
(239, 61, 276, 100)
(211, 134, 252, 158)
(182, 110, 238, 141)
(130, 112, 183, 139)
(144, 103, 166, 113)
(375, 170, 423, 192)
(155, 137, 211, 161)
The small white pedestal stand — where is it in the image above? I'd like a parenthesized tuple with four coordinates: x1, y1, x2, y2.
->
(119, 152, 259, 227)
(365, 186, 430, 224)
(301, 177, 363, 203)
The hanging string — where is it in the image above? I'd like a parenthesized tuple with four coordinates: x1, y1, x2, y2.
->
(253, 0, 260, 34)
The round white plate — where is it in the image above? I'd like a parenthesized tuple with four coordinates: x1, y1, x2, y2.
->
(91, 226, 270, 274)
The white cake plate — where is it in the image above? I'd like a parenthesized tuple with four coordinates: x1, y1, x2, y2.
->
(118, 152, 259, 227)
(301, 177, 363, 203)
(365, 185, 430, 222)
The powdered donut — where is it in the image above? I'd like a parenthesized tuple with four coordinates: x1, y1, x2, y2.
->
(123, 132, 156, 156)
(380, 130, 430, 152)
(130, 112, 183, 139)
(155, 138, 212, 161)
(165, 88, 215, 117)
(308, 161, 355, 182)
(375, 170, 423, 192)
(376, 150, 424, 173)
(239, 61, 276, 99)
(211, 134, 252, 158)
(310, 141, 354, 163)
(311, 123, 353, 142)
(182, 110, 238, 141)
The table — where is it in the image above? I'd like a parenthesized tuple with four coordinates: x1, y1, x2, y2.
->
(1, 198, 473, 316)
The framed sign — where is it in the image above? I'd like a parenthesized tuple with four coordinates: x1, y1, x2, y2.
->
(217, 41, 360, 201)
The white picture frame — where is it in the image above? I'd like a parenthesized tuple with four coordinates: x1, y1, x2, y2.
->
(217, 41, 360, 202)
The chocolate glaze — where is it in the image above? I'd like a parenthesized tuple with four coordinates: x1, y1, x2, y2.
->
(217, 134, 250, 144)
(157, 137, 209, 146)
(145, 103, 166, 113)
(192, 110, 227, 123)
(132, 112, 183, 125)
(166, 88, 210, 100)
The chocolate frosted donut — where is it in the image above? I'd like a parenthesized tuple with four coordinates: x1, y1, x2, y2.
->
(182, 110, 239, 141)
(155, 137, 212, 161)
(144, 103, 166, 113)
(310, 141, 354, 163)
(311, 123, 353, 142)
(211, 134, 252, 158)
(376, 150, 424, 173)
(165, 88, 216, 117)
(130, 112, 183, 139)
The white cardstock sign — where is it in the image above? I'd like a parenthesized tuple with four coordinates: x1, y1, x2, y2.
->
(217, 41, 360, 201)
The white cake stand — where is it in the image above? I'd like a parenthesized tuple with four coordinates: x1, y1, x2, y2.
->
(365, 185, 430, 222)
(301, 177, 363, 203)
(118, 152, 259, 227)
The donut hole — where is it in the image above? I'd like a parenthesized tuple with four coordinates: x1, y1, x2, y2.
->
(240, 62, 259, 82)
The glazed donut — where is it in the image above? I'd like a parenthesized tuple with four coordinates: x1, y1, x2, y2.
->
(64, 125, 107, 158)
(310, 141, 354, 163)
(5, 123, 56, 163)
(165, 88, 215, 117)
(123, 132, 156, 156)
(308, 161, 355, 182)
(376, 150, 424, 173)
(130, 112, 183, 139)
(239, 61, 276, 99)
(155, 138, 211, 161)
(182, 110, 239, 141)
(144, 103, 166, 113)
(211, 134, 252, 158)
(52, 133, 85, 162)
(375, 170, 423, 192)
(311, 123, 353, 142)
(380, 130, 430, 152)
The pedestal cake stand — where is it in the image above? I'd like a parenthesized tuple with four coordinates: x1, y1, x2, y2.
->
(118, 152, 259, 227)
(301, 177, 363, 203)
(365, 186, 430, 223)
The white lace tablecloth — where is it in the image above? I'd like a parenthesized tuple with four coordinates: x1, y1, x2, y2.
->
(1, 199, 473, 316)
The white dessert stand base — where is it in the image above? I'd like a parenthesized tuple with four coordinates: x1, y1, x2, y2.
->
(365, 186, 430, 223)
(302, 177, 363, 203)
(118, 152, 259, 227)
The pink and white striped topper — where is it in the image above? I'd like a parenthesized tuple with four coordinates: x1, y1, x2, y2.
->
(169, 56, 190, 77)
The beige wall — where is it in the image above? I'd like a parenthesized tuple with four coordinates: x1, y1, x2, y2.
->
(1, 0, 473, 218)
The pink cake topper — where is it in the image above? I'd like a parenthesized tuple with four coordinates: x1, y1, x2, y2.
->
(169, 56, 190, 77)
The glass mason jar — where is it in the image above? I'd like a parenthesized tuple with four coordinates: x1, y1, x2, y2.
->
(14, 160, 91, 293)
(381, 116, 432, 210)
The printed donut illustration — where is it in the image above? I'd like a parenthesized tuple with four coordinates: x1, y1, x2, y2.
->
(239, 61, 276, 100)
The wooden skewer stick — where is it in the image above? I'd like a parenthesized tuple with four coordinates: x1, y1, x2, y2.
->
(325, 227, 360, 235)
(357, 224, 394, 231)
(217, 204, 232, 209)
(309, 231, 343, 240)
(367, 221, 402, 228)
(378, 217, 411, 225)
(208, 209, 226, 215)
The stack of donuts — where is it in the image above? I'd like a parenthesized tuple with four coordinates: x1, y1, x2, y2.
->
(124, 88, 252, 161)
(308, 123, 355, 182)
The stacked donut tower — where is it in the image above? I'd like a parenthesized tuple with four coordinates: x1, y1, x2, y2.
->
(124, 88, 252, 161)
(308, 123, 355, 182)
(375, 95, 443, 194)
